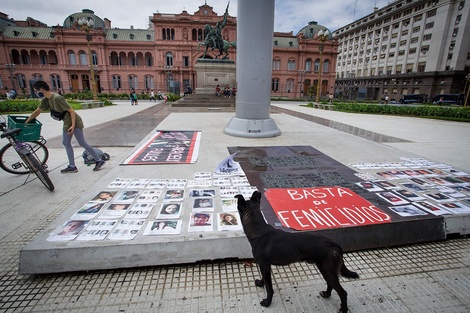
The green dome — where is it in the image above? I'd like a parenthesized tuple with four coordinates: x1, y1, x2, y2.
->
(296, 21, 332, 40)
(63, 9, 105, 29)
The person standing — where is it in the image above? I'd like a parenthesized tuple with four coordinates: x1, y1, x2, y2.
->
(149, 90, 156, 102)
(26, 80, 105, 173)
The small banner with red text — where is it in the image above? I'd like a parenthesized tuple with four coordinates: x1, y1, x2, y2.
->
(265, 187, 392, 231)
(122, 131, 201, 165)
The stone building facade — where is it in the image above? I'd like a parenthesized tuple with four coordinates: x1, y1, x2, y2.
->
(333, 0, 470, 102)
(0, 3, 337, 100)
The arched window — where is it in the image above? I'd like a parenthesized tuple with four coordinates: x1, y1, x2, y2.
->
(68, 51, 76, 65)
(272, 59, 280, 70)
(50, 74, 62, 91)
(32, 73, 43, 81)
(305, 59, 312, 72)
(166, 52, 173, 67)
(128, 75, 138, 89)
(92, 51, 98, 66)
(79, 51, 87, 65)
(286, 79, 294, 93)
(145, 75, 154, 91)
(314, 59, 320, 72)
(323, 59, 330, 73)
(287, 59, 296, 71)
(271, 78, 279, 92)
(112, 75, 122, 90)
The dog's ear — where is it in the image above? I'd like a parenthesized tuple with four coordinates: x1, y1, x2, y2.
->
(250, 191, 261, 203)
(235, 194, 245, 208)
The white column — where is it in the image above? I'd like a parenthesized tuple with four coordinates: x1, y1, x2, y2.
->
(224, 0, 281, 138)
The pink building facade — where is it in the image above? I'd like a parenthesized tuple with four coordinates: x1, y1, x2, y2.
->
(0, 3, 337, 99)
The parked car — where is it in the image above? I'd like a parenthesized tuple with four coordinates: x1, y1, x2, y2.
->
(399, 94, 424, 104)
(431, 94, 465, 105)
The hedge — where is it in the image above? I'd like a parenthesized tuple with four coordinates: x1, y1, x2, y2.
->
(0, 99, 113, 113)
(306, 102, 470, 121)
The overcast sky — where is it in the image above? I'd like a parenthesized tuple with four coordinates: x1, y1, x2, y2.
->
(2, 0, 391, 33)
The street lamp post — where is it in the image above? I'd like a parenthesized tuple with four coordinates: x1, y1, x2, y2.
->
(298, 70, 306, 98)
(5, 63, 16, 90)
(78, 17, 98, 101)
(315, 29, 329, 103)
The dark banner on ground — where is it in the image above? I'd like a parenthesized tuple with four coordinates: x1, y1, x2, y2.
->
(122, 131, 201, 165)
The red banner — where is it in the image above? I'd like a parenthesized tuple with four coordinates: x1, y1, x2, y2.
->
(265, 187, 391, 231)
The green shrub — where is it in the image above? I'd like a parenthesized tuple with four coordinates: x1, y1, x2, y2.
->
(330, 103, 470, 121)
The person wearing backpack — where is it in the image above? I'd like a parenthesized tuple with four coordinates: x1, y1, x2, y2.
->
(25, 80, 106, 173)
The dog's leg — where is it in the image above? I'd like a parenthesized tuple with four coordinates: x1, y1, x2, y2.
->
(257, 264, 274, 307)
(317, 257, 349, 313)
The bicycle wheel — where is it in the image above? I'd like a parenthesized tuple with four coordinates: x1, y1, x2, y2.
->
(0, 141, 49, 175)
(23, 153, 55, 191)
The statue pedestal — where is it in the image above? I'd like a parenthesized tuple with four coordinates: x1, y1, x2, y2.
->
(195, 59, 236, 95)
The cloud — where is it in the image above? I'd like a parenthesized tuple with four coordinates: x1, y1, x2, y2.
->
(2, 0, 391, 33)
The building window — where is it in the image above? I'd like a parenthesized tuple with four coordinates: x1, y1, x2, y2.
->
(183, 56, 189, 67)
(130, 53, 137, 66)
(68, 51, 76, 65)
(286, 79, 294, 93)
(39, 52, 47, 65)
(145, 75, 154, 90)
(165, 52, 173, 67)
(17, 74, 27, 88)
(406, 63, 413, 73)
(452, 28, 459, 37)
(79, 51, 87, 65)
(427, 9, 437, 17)
(423, 34, 432, 40)
(409, 48, 417, 54)
(305, 59, 312, 72)
(146, 54, 153, 66)
(271, 78, 279, 92)
(272, 59, 280, 70)
(162, 28, 175, 40)
(287, 59, 296, 71)
(323, 60, 329, 73)
(414, 14, 423, 21)
(128, 75, 138, 89)
(410, 37, 418, 44)
(92, 51, 98, 66)
(412, 26, 421, 33)
(50, 75, 62, 91)
(425, 22, 434, 29)
(417, 62, 426, 72)
(112, 75, 121, 89)
(314, 59, 320, 72)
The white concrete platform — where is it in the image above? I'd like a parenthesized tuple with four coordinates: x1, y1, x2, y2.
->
(3, 101, 469, 274)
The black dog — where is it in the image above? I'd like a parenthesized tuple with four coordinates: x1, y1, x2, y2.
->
(236, 191, 359, 312)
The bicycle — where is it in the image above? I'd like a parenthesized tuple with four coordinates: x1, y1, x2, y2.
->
(0, 115, 54, 191)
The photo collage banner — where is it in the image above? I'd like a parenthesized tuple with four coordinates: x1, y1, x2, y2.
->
(122, 131, 201, 165)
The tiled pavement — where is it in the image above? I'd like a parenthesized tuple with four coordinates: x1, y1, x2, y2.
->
(1, 100, 469, 312)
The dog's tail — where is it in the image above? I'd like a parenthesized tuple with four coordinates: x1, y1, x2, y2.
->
(340, 263, 359, 279)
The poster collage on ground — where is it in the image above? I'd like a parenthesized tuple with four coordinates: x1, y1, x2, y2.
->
(47, 154, 251, 241)
(351, 157, 470, 217)
(47, 156, 470, 241)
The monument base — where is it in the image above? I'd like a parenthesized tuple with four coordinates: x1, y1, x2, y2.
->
(195, 59, 236, 95)
(224, 117, 281, 138)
